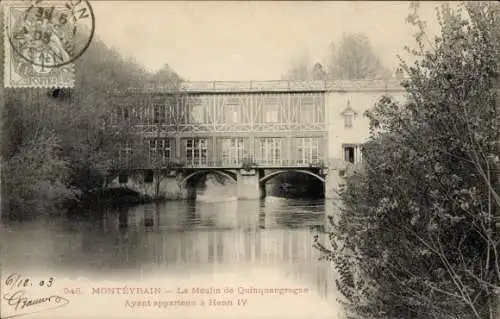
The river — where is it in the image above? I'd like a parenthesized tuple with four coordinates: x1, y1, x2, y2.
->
(0, 193, 344, 318)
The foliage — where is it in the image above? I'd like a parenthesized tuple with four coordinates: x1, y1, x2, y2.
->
(148, 63, 184, 89)
(315, 2, 500, 318)
(327, 33, 392, 80)
(283, 55, 312, 81)
(283, 33, 391, 81)
(311, 63, 327, 80)
(3, 131, 77, 217)
(1, 33, 182, 217)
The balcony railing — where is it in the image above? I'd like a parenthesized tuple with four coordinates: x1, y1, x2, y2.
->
(123, 79, 406, 94)
(182, 159, 327, 169)
(112, 157, 361, 170)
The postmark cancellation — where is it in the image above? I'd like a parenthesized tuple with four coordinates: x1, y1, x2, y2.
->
(3, 0, 95, 88)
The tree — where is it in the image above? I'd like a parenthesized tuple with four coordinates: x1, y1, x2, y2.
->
(1, 33, 181, 216)
(148, 63, 183, 89)
(282, 55, 311, 80)
(311, 62, 327, 80)
(315, 2, 500, 318)
(67, 37, 151, 191)
(3, 131, 76, 217)
(283, 58, 327, 81)
(283, 33, 392, 81)
(327, 33, 392, 80)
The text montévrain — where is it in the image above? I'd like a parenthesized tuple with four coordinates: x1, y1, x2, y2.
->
(91, 286, 309, 309)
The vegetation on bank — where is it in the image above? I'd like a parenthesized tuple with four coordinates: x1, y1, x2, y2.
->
(0, 20, 392, 216)
(67, 187, 155, 211)
(0, 26, 182, 218)
(315, 2, 500, 318)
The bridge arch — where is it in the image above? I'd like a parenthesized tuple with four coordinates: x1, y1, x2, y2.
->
(259, 169, 325, 184)
(180, 170, 237, 187)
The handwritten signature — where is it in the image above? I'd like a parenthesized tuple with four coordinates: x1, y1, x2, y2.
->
(2, 290, 70, 318)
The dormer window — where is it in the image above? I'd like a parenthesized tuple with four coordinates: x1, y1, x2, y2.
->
(344, 114, 353, 128)
(341, 101, 358, 129)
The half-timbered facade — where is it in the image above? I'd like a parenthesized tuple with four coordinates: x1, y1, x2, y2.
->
(110, 79, 405, 170)
(108, 79, 405, 199)
(112, 83, 329, 169)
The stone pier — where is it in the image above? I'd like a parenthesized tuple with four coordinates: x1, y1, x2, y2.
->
(237, 168, 264, 200)
(162, 174, 189, 200)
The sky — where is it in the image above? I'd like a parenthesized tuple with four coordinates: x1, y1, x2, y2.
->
(91, 1, 446, 81)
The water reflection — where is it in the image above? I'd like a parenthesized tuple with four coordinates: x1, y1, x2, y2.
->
(0, 197, 340, 309)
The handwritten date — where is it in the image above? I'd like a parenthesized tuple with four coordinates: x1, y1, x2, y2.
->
(2, 273, 69, 318)
(4, 273, 54, 290)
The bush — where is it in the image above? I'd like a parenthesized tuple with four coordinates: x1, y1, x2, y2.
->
(3, 132, 78, 217)
(316, 3, 500, 319)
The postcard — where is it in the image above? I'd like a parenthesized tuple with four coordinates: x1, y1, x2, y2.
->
(2, 1, 487, 318)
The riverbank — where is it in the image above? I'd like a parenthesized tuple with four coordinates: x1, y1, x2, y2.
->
(68, 187, 164, 211)
(71, 183, 322, 211)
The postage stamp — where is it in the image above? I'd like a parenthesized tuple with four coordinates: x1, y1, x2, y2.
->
(3, 0, 95, 88)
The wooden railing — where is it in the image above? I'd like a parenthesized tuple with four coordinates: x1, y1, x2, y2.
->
(111, 157, 362, 170)
(120, 78, 406, 94)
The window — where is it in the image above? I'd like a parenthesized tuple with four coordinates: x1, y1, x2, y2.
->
(144, 170, 154, 183)
(123, 108, 129, 122)
(231, 110, 239, 123)
(343, 144, 362, 164)
(225, 100, 241, 123)
(344, 146, 355, 163)
(119, 140, 133, 167)
(165, 96, 176, 124)
(153, 104, 166, 124)
(265, 108, 278, 123)
(344, 115, 353, 128)
(262, 95, 279, 123)
(131, 106, 140, 124)
(186, 138, 208, 166)
(341, 101, 357, 129)
(297, 137, 320, 164)
(221, 138, 245, 165)
(190, 99, 205, 124)
(300, 95, 315, 123)
(259, 138, 281, 165)
(118, 174, 128, 184)
(117, 106, 130, 124)
(149, 140, 155, 162)
(148, 139, 171, 165)
(141, 105, 152, 124)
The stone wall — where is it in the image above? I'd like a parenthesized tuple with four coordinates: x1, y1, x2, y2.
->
(108, 172, 188, 200)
